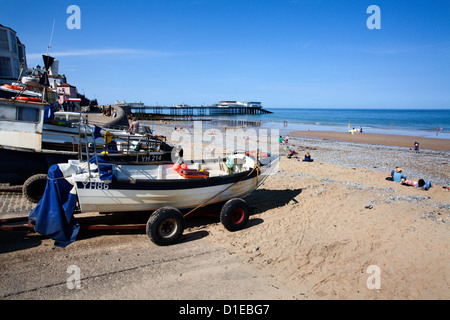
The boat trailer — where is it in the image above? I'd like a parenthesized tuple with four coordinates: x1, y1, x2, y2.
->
(0, 201, 256, 245)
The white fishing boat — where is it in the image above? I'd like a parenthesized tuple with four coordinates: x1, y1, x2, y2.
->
(29, 153, 279, 246)
(0, 83, 42, 100)
(0, 98, 175, 203)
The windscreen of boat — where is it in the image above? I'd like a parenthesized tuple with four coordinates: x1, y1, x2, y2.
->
(0, 102, 40, 123)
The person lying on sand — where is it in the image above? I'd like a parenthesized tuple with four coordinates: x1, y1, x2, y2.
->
(402, 179, 432, 190)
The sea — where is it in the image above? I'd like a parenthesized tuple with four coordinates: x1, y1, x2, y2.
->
(134, 107, 450, 140)
(208, 108, 450, 140)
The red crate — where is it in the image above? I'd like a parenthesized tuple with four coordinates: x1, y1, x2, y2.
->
(179, 168, 210, 179)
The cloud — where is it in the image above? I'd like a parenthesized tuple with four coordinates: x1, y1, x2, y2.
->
(361, 41, 450, 55)
(27, 48, 214, 60)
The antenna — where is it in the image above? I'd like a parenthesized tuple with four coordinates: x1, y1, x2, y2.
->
(47, 19, 56, 56)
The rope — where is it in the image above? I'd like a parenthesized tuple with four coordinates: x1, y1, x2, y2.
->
(47, 176, 67, 181)
(183, 161, 261, 218)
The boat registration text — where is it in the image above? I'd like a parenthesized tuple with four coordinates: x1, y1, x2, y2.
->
(81, 181, 110, 190)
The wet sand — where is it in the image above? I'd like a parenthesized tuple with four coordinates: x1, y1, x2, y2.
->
(291, 131, 450, 151)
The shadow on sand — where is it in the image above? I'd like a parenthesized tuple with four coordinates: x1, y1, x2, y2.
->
(0, 188, 303, 250)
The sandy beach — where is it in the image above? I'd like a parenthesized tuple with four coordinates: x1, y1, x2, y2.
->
(155, 121, 450, 299)
(1, 118, 449, 300)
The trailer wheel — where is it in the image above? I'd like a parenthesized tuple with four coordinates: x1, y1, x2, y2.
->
(220, 198, 249, 232)
(23, 174, 48, 203)
(146, 207, 185, 246)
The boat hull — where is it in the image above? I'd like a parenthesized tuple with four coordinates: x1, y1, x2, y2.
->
(75, 175, 259, 213)
(74, 156, 279, 213)
(0, 146, 78, 184)
(0, 145, 172, 184)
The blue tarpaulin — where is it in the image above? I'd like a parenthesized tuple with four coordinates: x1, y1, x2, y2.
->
(43, 104, 55, 123)
(29, 164, 79, 247)
(89, 155, 113, 180)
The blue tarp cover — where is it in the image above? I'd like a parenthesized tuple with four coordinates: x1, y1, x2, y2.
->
(29, 164, 79, 247)
(89, 156, 113, 180)
(43, 104, 55, 123)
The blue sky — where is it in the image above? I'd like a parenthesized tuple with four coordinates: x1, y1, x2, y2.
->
(2, 0, 450, 108)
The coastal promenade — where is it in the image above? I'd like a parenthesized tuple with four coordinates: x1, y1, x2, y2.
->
(86, 105, 130, 129)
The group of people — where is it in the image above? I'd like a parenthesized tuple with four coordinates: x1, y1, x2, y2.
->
(51, 101, 79, 112)
(279, 135, 289, 144)
(286, 147, 314, 162)
(101, 105, 117, 118)
(281, 134, 315, 162)
(349, 127, 363, 134)
(390, 167, 432, 190)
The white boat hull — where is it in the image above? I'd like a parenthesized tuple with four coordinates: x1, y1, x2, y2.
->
(76, 175, 260, 213)
(71, 155, 279, 213)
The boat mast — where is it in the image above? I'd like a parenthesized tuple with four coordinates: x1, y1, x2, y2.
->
(47, 19, 56, 56)
(41, 20, 55, 102)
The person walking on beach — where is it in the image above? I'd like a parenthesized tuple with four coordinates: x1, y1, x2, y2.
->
(414, 141, 420, 153)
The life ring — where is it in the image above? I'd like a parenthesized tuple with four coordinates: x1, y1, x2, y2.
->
(16, 96, 41, 102)
(3, 84, 13, 90)
(12, 85, 23, 91)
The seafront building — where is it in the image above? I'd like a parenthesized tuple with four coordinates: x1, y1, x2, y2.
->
(56, 83, 81, 107)
(0, 24, 87, 109)
(218, 101, 262, 108)
(0, 24, 27, 84)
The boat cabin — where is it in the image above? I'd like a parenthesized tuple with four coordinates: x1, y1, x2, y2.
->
(0, 98, 45, 150)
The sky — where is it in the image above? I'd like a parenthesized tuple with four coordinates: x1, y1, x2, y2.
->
(2, 0, 450, 109)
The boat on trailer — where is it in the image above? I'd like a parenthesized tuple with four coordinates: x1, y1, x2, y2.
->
(0, 53, 175, 202)
(0, 98, 176, 203)
(29, 152, 279, 246)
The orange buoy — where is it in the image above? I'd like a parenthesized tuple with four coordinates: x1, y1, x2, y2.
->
(181, 163, 188, 169)
(172, 163, 181, 171)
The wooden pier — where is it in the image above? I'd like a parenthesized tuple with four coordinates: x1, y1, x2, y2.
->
(120, 103, 272, 119)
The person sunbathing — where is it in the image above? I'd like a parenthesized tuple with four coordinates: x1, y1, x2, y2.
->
(402, 178, 432, 190)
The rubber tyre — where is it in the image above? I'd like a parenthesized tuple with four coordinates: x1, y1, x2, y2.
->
(146, 207, 185, 246)
(220, 198, 249, 232)
(22, 174, 48, 203)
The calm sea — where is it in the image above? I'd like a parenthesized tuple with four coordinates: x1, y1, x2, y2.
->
(210, 108, 450, 139)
